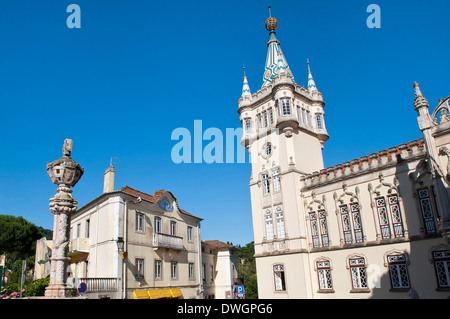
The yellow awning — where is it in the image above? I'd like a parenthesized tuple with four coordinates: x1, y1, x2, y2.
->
(133, 290, 150, 299)
(133, 288, 184, 299)
(149, 289, 172, 299)
(169, 288, 183, 298)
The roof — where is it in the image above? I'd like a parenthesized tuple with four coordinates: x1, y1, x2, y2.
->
(76, 185, 202, 220)
(118, 185, 202, 220)
(202, 240, 237, 250)
(301, 138, 426, 189)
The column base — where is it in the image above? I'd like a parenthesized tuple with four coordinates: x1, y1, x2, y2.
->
(44, 284, 72, 298)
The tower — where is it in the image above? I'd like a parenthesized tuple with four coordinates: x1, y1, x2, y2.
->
(237, 10, 328, 298)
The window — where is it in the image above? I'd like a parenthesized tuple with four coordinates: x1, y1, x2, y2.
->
(154, 217, 161, 234)
(85, 219, 90, 238)
(376, 197, 391, 239)
(265, 210, 274, 241)
(136, 258, 144, 279)
(210, 265, 214, 282)
(272, 168, 281, 192)
(202, 263, 206, 283)
(310, 211, 329, 248)
(387, 254, 410, 289)
(340, 205, 353, 244)
(315, 113, 323, 130)
(273, 264, 286, 291)
(318, 211, 329, 247)
(302, 108, 307, 126)
(136, 212, 144, 232)
(388, 195, 404, 238)
(262, 111, 268, 128)
(433, 251, 450, 288)
(310, 212, 320, 248)
(170, 221, 177, 236)
(317, 260, 333, 291)
(376, 195, 404, 239)
(262, 172, 270, 195)
(280, 98, 291, 116)
(349, 257, 368, 289)
(187, 226, 193, 242)
(245, 118, 251, 134)
(257, 114, 263, 129)
(275, 207, 285, 239)
(76, 223, 80, 238)
(350, 203, 364, 243)
(417, 188, 437, 234)
(154, 260, 162, 279)
(189, 263, 195, 279)
(297, 106, 302, 124)
(171, 261, 178, 280)
(268, 108, 274, 125)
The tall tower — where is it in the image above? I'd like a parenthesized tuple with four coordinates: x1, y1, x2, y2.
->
(237, 11, 328, 298)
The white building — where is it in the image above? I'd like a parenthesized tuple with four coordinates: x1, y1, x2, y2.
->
(238, 13, 450, 299)
(35, 167, 238, 299)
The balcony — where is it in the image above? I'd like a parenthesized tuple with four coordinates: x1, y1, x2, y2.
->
(69, 238, 90, 255)
(153, 233, 184, 250)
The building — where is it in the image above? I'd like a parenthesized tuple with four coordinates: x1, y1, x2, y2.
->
(202, 240, 238, 299)
(35, 167, 238, 299)
(237, 13, 450, 299)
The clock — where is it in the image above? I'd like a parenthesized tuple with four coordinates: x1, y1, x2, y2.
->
(159, 199, 173, 212)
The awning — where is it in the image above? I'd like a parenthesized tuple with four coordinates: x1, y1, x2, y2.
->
(133, 288, 183, 299)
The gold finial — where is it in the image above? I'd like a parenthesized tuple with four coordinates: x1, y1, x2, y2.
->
(265, 6, 278, 31)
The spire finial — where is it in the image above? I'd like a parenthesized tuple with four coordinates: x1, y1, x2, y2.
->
(243, 65, 246, 77)
(265, 6, 277, 31)
(307, 58, 318, 93)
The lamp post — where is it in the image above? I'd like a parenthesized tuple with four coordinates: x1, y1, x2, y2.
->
(117, 237, 125, 257)
(45, 139, 84, 298)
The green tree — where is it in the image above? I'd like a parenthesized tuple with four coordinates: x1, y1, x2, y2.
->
(235, 241, 258, 299)
(0, 215, 43, 260)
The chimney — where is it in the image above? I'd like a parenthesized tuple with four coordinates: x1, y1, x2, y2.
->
(103, 166, 115, 193)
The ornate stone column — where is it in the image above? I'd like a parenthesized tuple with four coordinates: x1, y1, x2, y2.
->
(45, 139, 84, 298)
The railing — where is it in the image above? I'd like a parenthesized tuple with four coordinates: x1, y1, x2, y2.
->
(75, 277, 120, 293)
(153, 233, 184, 250)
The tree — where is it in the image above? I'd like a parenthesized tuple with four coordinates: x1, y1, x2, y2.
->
(0, 215, 49, 266)
(234, 241, 258, 299)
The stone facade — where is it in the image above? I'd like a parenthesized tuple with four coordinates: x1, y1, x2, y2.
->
(238, 14, 450, 299)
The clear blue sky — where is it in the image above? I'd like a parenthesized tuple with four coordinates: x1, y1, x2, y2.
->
(0, 0, 448, 246)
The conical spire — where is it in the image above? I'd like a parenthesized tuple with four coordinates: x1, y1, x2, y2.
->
(307, 58, 318, 93)
(262, 8, 294, 88)
(241, 67, 252, 101)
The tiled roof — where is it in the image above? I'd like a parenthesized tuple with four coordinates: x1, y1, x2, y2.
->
(118, 185, 202, 220)
(202, 240, 236, 250)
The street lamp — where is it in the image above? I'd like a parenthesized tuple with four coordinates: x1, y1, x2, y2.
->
(117, 237, 126, 259)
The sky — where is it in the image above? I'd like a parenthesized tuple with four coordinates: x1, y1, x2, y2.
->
(0, 0, 449, 246)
